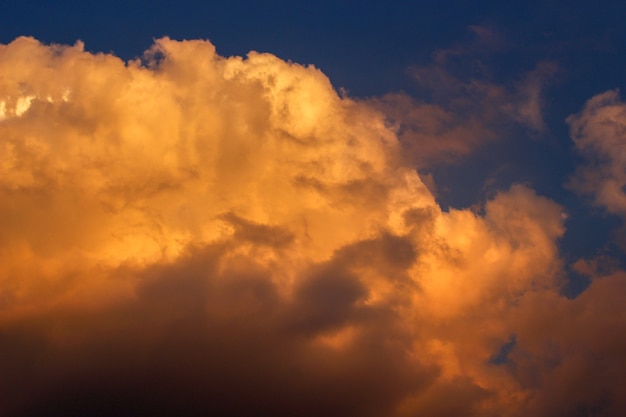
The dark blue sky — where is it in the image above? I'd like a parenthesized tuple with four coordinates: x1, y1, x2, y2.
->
(3, 0, 626, 291)
(3, 1, 625, 93)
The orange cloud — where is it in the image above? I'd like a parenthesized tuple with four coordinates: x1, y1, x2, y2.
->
(1, 37, 625, 417)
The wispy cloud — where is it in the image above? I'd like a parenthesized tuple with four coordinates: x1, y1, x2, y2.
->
(367, 27, 559, 169)
(568, 90, 626, 216)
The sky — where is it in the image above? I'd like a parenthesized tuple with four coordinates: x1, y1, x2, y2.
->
(1, 2, 626, 416)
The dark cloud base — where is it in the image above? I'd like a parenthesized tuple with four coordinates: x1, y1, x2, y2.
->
(1, 241, 441, 417)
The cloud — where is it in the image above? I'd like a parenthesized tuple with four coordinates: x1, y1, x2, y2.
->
(366, 92, 496, 168)
(567, 90, 626, 216)
(1, 37, 625, 416)
(367, 27, 558, 168)
(506, 61, 560, 132)
(509, 269, 626, 417)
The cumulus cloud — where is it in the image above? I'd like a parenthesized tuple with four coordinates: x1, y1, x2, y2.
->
(0, 37, 625, 417)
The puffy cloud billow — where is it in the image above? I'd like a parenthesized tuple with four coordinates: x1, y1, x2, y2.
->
(1, 37, 625, 417)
